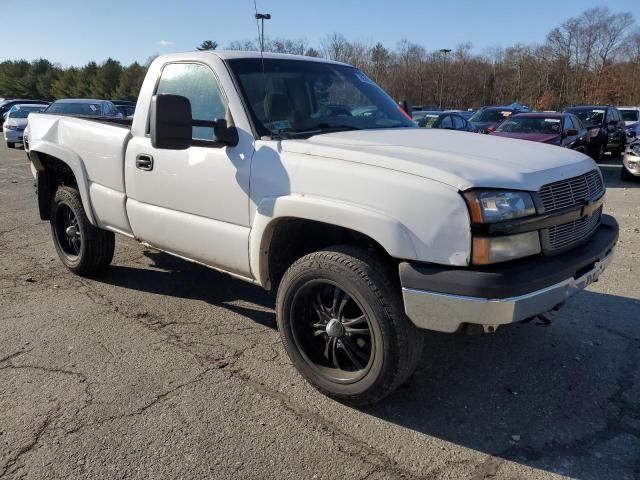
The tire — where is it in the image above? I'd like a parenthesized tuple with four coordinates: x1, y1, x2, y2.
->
(50, 186, 115, 275)
(592, 143, 605, 162)
(6, 142, 15, 149)
(276, 245, 424, 405)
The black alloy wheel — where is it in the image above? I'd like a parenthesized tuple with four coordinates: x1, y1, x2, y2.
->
(290, 280, 375, 384)
(53, 203, 82, 259)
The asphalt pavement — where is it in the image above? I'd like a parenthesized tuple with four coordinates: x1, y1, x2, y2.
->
(1, 143, 639, 480)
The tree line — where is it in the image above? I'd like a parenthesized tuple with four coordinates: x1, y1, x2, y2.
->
(1, 7, 638, 109)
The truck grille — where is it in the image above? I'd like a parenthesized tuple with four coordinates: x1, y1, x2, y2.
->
(538, 170, 604, 213)
(541, 206, 602, 252)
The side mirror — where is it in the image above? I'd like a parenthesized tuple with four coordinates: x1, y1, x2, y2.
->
(565, 128, 578, 136)
(398, 99, 412, 116)
(150, 94, 192, 150)
(214, 118, 239, 147)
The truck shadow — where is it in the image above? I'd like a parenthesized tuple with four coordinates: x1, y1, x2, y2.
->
(98, 249, 277, 330)
(95, 249, 639, 478)
(362, 290, 640, 479)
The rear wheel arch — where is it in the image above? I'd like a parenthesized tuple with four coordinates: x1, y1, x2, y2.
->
(30, 149, 96, 224)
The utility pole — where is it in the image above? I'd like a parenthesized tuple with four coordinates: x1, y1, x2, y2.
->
(254, 13, 271, 53)
(439, 48, 452, 110)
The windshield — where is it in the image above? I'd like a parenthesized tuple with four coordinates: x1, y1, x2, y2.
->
(620, 109, 639, 122)
(115, 105, 135, 116)
(45, 102, 104, 116)
(413, 113, 439, 128)
(496, 116, 562, 134)
(227, 58, 415, 138)
(469, 109, 514, 123)
(9, 105, 46, 119)
(567, 108, 604, 127)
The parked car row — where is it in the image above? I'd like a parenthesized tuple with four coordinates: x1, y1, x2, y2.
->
(412, 102, 635, 161)
(1, 98, 137, 148)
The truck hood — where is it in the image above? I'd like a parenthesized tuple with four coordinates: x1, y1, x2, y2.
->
(281, 129, 595, 192)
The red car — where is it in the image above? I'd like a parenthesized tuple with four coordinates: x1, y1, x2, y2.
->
(490, 112, 590, 154)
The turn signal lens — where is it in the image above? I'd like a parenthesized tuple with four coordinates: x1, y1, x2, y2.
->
(472, 232, 541, 265)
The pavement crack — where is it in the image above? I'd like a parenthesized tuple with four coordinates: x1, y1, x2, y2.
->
(61, 368, 212, 436)
(0, 348, 32, 365)
(0, 416, 51, 479)
(223, 369, 435, 480)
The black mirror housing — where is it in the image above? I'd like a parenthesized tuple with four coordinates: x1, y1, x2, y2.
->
(214, 119, 239, 147)
(150, 94, 192, 150)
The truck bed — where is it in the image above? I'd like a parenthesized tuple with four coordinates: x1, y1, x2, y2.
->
(28, 113, 131, 194)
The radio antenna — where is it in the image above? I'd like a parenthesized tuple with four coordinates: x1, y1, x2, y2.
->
(253, 0, 271, 54)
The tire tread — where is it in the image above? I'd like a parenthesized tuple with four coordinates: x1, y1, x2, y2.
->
(277, 245, 423, 405)
(51, 186, 115, 275)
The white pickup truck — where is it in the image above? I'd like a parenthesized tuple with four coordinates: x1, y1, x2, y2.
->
(26, 51, 618, 404)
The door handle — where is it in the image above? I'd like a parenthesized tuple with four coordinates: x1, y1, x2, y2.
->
(135, 154, 154, 171)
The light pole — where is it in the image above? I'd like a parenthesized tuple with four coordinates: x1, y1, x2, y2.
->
(438, 48, 451, 110)
(255, 13, 271, 53)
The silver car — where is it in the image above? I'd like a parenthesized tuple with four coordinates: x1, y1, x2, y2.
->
(3, 103, 48, 148)
(621, 142, 640, 181)
(618, 107, 640, 144)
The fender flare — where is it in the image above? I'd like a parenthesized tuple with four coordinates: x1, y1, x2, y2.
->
(249, 194, 418, 288)
(29, 140, 97, 225)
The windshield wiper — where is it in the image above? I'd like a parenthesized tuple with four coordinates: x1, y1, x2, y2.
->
(273, 123, 362, 139)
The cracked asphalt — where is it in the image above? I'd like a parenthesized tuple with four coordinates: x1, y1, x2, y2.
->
(0, 143, 639, 480)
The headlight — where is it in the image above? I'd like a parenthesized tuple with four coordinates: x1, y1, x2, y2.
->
(472, 232, 541, 265)
(628, 144, 640, 157)
(5, 125, 17, 131)
(463, 190, 536, 223)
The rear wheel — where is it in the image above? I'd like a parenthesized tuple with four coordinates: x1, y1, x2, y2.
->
(593, 143, 605, 162)
(6, 142, 15, 149)
(276, 246, 424, 405)
(50, 186, 115, 275)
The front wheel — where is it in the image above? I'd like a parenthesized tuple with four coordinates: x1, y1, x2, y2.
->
(6, 142, 15, 149)
(276, 246, 424, 405)
(50, 186, 115, 275)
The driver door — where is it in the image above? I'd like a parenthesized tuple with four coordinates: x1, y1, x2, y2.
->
(125, 62, 254, 277)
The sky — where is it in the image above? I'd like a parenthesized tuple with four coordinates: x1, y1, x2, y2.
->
(0, 0, 637, 67)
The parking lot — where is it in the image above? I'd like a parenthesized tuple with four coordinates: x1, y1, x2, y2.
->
(0, 143, 638, 479)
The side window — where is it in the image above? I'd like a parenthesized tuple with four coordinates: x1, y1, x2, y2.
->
(439, 115, 453, 129)
(572, 115, 584, 130)
(156, 63, 227, 142)
(453, 115, 465, 130)
(563, 116, 574, 132)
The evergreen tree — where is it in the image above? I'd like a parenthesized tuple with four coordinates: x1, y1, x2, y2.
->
(90, 59, 122, 98)
(114, 62, 146, 100)
(197, 40, 218, 51)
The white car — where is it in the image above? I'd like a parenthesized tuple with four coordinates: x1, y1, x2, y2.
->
(25, 51, 618, 404)
(618, 106, 640, 144)
(3, 103, 47, 148)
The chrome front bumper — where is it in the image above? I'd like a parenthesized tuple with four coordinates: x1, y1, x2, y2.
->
(402, 248, 615, 333)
